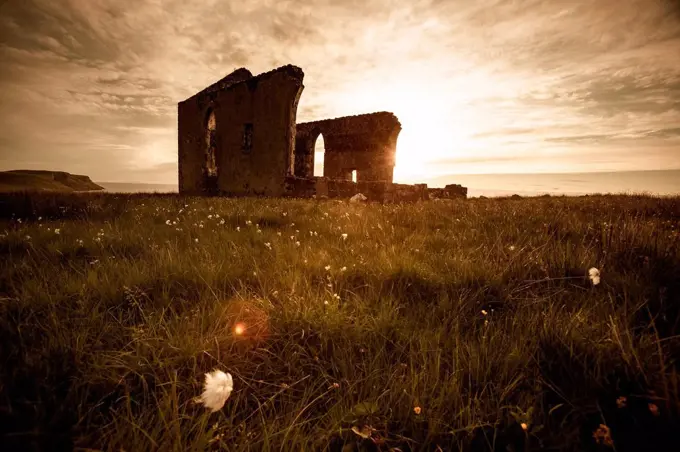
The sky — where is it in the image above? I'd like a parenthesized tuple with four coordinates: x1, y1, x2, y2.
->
(0, 0, 679, 185)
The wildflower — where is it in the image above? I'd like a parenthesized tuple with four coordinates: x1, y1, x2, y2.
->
(219, 219, 225, 225)
(199, 370, 233, 413)
(199, 224, 204, 229)
(25, 235, 31, 240)
(481, 310, 488, 316)
(282, 212, 287, 216)
(341, 233, 348, 240)
(592, 424, 613, 446)
(509, 245, 516, 251)
(245, 220, 252, 226)
(331, 382, 340, 389)
(520, 423, 528, 431)
(325, 265, 331, 271)
(37, 216, 42, 221)
(236, 227, 240, 232)
(264, 242, 272, 250)
(324, 300, 329, 305)
(277, 231, 281, 236)
(649, 403, 659, 416)
(195, 238, 199, 243)
(257, 229, 262, 234)
(295, 241, 300, 247)
(166, 220, 171, 225)
(351, 425, 373, 439)
(290, 235, 295, 240)
(333, 293, 340, 300)
(54, 228, 61, 235)
(588, 267, 601, 285)
(341, 266, 347, 272)
(413, 406, 422, 415)
(616, 396, 627, 408)
(208, 215, 213, 219)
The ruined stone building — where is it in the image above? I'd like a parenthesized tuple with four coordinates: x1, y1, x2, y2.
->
(178, 65, 466, 201)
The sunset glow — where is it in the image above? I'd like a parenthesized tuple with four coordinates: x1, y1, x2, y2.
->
(0, 0, 679, 186)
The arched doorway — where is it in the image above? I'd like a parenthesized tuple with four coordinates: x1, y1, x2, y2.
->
(204, 109, 218, 194)
(313, 133, 325, 177)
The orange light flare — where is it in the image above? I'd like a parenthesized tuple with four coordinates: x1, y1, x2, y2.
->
(222, 298, 271, 346)
(233, 322, 246, 336)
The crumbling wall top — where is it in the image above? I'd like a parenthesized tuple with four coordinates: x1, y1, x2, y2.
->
(180, 65, 304, 105)
(297, 111, 401, 136)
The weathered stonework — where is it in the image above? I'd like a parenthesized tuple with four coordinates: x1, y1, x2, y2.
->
(178, 65, 304, 196)
(178, 65, 467, 201)
(294, 112, 401, 182)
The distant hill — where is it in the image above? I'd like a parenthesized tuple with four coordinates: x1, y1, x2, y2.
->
(0, 170, 105, 192)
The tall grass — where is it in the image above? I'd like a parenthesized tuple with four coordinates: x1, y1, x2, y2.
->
(1, 192, 679, 451)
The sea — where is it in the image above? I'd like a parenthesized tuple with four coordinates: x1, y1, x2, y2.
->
(97, 170, 680, 198)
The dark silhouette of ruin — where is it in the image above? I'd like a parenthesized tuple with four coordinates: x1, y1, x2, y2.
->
(178, 65, 467, 201)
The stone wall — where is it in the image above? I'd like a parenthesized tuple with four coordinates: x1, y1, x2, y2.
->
(282, 177, 446, 202)
(427, 184, 468, 199)
(179, 64, 468, 201)
(294, 112, 401, 182)
(178, 65, 304, 196)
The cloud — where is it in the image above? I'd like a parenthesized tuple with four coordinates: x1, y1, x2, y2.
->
(0, 0, 679, 182)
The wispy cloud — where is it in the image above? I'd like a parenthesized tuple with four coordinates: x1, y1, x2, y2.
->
(0, 0, 679, 183)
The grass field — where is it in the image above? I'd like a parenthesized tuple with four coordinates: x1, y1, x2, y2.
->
(1, 192, 679, 451)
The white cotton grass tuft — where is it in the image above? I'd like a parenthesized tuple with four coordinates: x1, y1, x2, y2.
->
(588, 267, 601, 286)
(198, 369, 234, 413)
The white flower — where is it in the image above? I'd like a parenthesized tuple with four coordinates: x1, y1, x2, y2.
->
(295, 241, 300, 247)
(341, 233, 348, 240)
(246, 220, 252, 226)
(264, 242, 272, 249)
(588, 267, 601, 286)
(199, 370, 234, 413)
(277, 232, 282, 236)
(283, 212, 287, 217)
(236, 227, 240, 232)
(509, 245, 516, 251)
(195, 238, 199, 243)
(54, 228, 60, 235)
(25, 235, 31, 240)
(325, 265, 331, 271)
(166, 220, 171, 225)
(340, 266, 347, 272)
(208, 215, 213, 219)
(219, 219, 225, 225)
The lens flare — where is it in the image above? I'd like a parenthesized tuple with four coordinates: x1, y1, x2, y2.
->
(233, 322, 246, 336)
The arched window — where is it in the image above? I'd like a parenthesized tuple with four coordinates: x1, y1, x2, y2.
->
(313, 133, 325, 177)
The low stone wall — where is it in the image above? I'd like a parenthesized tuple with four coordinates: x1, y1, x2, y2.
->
(284, 176, 467, 201)
(428, 184, 468, 199)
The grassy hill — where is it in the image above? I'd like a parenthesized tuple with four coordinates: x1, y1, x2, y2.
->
(0, 169, 104, 192)
(0, 192, 678, 451)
